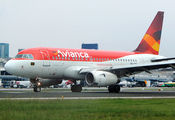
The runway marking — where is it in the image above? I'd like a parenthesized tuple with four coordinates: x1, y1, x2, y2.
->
(2, 92, 26, 93)
(1, 96, 175, 100)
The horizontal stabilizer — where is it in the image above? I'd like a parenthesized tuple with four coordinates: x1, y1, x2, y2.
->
(151, 57, 175, 62)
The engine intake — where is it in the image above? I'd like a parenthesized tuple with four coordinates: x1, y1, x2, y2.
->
(85, 71, 118, 87)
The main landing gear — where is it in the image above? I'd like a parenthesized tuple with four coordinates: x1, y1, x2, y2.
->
(71, 85, 82, 92)
(71, 80, 82, 92)
(108, 85, 120, 93)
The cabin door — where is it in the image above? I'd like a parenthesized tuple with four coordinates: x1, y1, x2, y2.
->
(40, 50, 50, 66)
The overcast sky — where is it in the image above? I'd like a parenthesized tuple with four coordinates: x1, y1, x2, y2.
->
(0, 0, 175, 57)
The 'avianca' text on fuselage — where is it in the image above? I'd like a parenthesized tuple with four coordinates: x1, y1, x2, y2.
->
(5, 11, 175, 93)
(56, 50, 89, 58)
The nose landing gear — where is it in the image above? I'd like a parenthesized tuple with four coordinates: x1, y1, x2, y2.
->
(31, 78, 41, 92)
(33, 86, 41, 92)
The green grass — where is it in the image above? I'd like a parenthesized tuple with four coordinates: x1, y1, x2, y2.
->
(0, 99, 175, 120)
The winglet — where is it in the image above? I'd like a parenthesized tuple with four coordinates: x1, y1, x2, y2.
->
(133, 11, 164, 55)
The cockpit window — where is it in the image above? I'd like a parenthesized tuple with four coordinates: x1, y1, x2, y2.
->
(23, 54, 28, 58)
(15, 54, 34, 59)
(28, 54, 34, 59)
(15, 54, 23, 58)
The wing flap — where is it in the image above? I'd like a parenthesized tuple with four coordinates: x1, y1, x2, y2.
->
(111, 60, 175, 77)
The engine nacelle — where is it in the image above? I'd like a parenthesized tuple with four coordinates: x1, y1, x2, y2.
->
(85, 71, 118, 87)
(30, 78, 62, 87)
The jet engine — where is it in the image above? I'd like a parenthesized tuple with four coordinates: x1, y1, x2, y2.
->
(30, 78, 62, 87)
(85, 71, 118, 87)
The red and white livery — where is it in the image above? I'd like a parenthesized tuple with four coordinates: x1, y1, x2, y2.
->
(5, 11, 175, 92)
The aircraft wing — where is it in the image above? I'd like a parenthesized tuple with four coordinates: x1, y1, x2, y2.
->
(79, 58, 175, 77)
(112, 61, 175, 77)
(79, 67, 112, 73)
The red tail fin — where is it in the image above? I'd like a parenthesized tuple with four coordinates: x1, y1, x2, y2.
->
(134, 11, 164, 55)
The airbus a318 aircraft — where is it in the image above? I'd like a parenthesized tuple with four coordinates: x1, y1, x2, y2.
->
(5, 11, 175, 92)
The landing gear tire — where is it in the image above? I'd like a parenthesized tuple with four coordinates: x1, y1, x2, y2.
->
(33, 87, 41, 92)
(113, 85, 120, 93)
(71, 85, 82, 92)
(108, 85, 114, 93)
(71, 85, 76, 92)
(77, 85, 82, 92)
(108, 85, 120, 93)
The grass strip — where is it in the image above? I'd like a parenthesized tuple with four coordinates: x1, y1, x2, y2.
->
(0, 99, 175, 120)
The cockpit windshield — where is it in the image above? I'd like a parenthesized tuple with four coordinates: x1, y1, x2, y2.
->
(15, 54, 34, 59)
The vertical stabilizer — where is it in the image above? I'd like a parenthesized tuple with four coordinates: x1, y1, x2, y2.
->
(134, 11, 164, 55)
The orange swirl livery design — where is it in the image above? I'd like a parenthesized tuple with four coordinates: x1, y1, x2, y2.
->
(55, 50, 90, 58)
(134, 11, 163, 55)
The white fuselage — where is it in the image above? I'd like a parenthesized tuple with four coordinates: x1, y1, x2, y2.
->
(5, 54, 165, 80)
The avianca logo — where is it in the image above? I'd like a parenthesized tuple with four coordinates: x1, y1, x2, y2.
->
(55, 50, 89, 58)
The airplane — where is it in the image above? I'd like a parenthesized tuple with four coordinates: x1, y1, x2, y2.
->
(4, 11, 175, 93)
(0, 79, 2, 87)
(158, 82, 175, 87)
(58, 80, 74, 88)
(15, 81, 31, 88)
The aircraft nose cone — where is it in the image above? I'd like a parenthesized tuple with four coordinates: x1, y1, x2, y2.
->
(4, 60, 16, 74)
